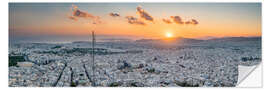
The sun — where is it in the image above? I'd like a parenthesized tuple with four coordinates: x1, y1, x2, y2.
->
(165, 32, 173, 38)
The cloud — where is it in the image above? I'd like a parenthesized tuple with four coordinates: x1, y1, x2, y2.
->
(68, 16, 78, 21)
(69, 4, 101, 24)
(162, 19, 172, 24)
(191, 19, 199, 25)
(136, 6, 154, 22)
(109, 13, 120, 17)
(184, 19, 199, 25)
(169, 16, 199, 25)
(170, 16, 184, 24)
(125, 16, 146, 25)
(185, 21, 191, 24)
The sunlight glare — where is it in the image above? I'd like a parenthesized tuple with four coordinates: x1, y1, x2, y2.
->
(165, 32, 173, 38)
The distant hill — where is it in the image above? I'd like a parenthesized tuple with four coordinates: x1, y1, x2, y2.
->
(73, 37, 261, 44)
(72, 41, 91, 44)
(135, 37, 204, 44)
(134, 36, 261, 47)
(71, 36, 261, 48)
(207, 37, 261, 42)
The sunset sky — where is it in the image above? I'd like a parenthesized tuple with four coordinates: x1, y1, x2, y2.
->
(9, 3, 261, 42)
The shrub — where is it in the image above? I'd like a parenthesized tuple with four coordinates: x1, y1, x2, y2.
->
(9, 56, 25, 67)
(175, 81, 199, 87)
(147, 68, 155, 73)
(70, 82, 77, 87)
(109, 82, 122, 87)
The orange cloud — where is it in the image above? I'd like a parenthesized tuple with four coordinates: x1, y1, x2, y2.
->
(136, 6, 154, 22)
(69, 4, 101, 24)
(125, 16, 146, 25)
(109, 13, 120, 17)
(191, 19, 199, 25)
(170, 16, 184, 24)
(162, 19, 172, 24)
(68, 16, 78, 21)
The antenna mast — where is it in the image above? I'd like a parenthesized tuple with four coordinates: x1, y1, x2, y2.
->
(91, 31, 96, 86)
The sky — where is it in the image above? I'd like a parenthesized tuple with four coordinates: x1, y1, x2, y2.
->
(9, 3, 261, 42)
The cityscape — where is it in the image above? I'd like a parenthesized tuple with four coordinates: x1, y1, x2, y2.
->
(9, 3, 261, 87)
